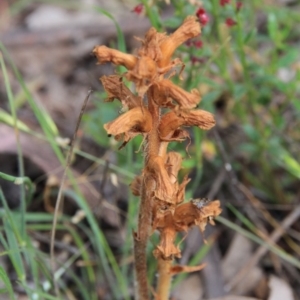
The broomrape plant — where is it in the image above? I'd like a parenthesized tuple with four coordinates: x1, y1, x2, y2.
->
(93, 16, 222, 300)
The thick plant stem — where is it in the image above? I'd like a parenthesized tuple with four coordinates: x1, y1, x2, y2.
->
(157, 258, 172, 300)
(134, 86, 160, 300)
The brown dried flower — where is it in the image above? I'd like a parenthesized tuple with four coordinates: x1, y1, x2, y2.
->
(93, 15, 221, 299)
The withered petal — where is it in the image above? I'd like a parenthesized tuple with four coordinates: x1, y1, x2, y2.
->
(93, 45, 137, 70)
(154, 226, 181, 259)
(146, 155, 175, 203)
(159, 109, 215, 139)
(159, 111, 183, 139)
(175, 175, 191, 205)
(175, 109, 216, 130)
(165, 152, 183, 183)
(170, 263, 206, 274)
(137, 27, 167, 62)
(101, 75, 141, 109)
(173, 202, 200, 230)
(196, 200, 222, 219)
(130, 175, 143, 196)
(158, 16, 201, 67)
(155, 80, 201, 108)
(104, 106, 152, 137)
(126, 56, 158, 96)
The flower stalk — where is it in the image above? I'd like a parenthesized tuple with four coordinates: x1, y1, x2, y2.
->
(93, 16, 222, 300)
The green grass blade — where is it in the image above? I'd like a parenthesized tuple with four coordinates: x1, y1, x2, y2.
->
(217, 215, 300, 269)
(64, 189, 130, 300)
(0, 43, 63, 164)
(0, 265, 16, 300)
(277, 148, 300, 179)
(0, 51, 27, 237)
(0, 108, 30, 132)
(93, 7, 126, 53)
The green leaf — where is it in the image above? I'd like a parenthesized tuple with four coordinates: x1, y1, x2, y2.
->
(277, 149, 300, 179)
(0, 265, 16, 300)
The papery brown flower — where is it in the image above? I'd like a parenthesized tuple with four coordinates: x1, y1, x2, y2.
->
(194, 200, 222, 234)
(155, 79, 201, 109)
(173, 202, 201, 231)
(165, 152, 183, 183)
(158, 16, 201, 68)
(173, 200, 222, 233)
(93, 45, 137, 70)
(137, 27, 166, 62)
(146, 155, 175, 203)
(153, 212, 181, 259)
(194, 200, 222, 219)
(104, 106, 152, 143)
(175, 109, 216, 129)
(158, 109, 215, 140)
(101, 75, 141, 109)
(175, 175, 191, 204)
(126, 56, 158, 96)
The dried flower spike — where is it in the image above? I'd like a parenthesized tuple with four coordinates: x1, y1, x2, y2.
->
(93, 16, 220, 300)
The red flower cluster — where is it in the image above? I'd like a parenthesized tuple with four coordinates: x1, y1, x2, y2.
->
(196, 8, 209, 26)
(185, 39, 203, 48)
(132, 3, 143, 15)
(220, 0, 230, 6)
(236, 1, 243, 11)
(225, 17, 237, 27)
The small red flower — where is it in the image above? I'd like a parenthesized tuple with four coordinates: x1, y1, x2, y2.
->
(225, 18, 237, 27)
(196, 8, 210, 26)
(236, 1, 243, 11)
(132, 4, 143, 14)
(220, 0, 230, 6)
(185, 39, 193, 47)
(194, 40, 203, 49)
(191, 56, 198, 65)
(191, 56, 205, 65)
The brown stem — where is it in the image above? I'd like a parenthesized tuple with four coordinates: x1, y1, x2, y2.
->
(134, 86, 160, 300)
(157, 258, 173, 300)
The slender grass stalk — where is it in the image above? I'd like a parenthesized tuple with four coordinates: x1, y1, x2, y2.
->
(50, 90, 92, 296)
(0, 52, 26, 238)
